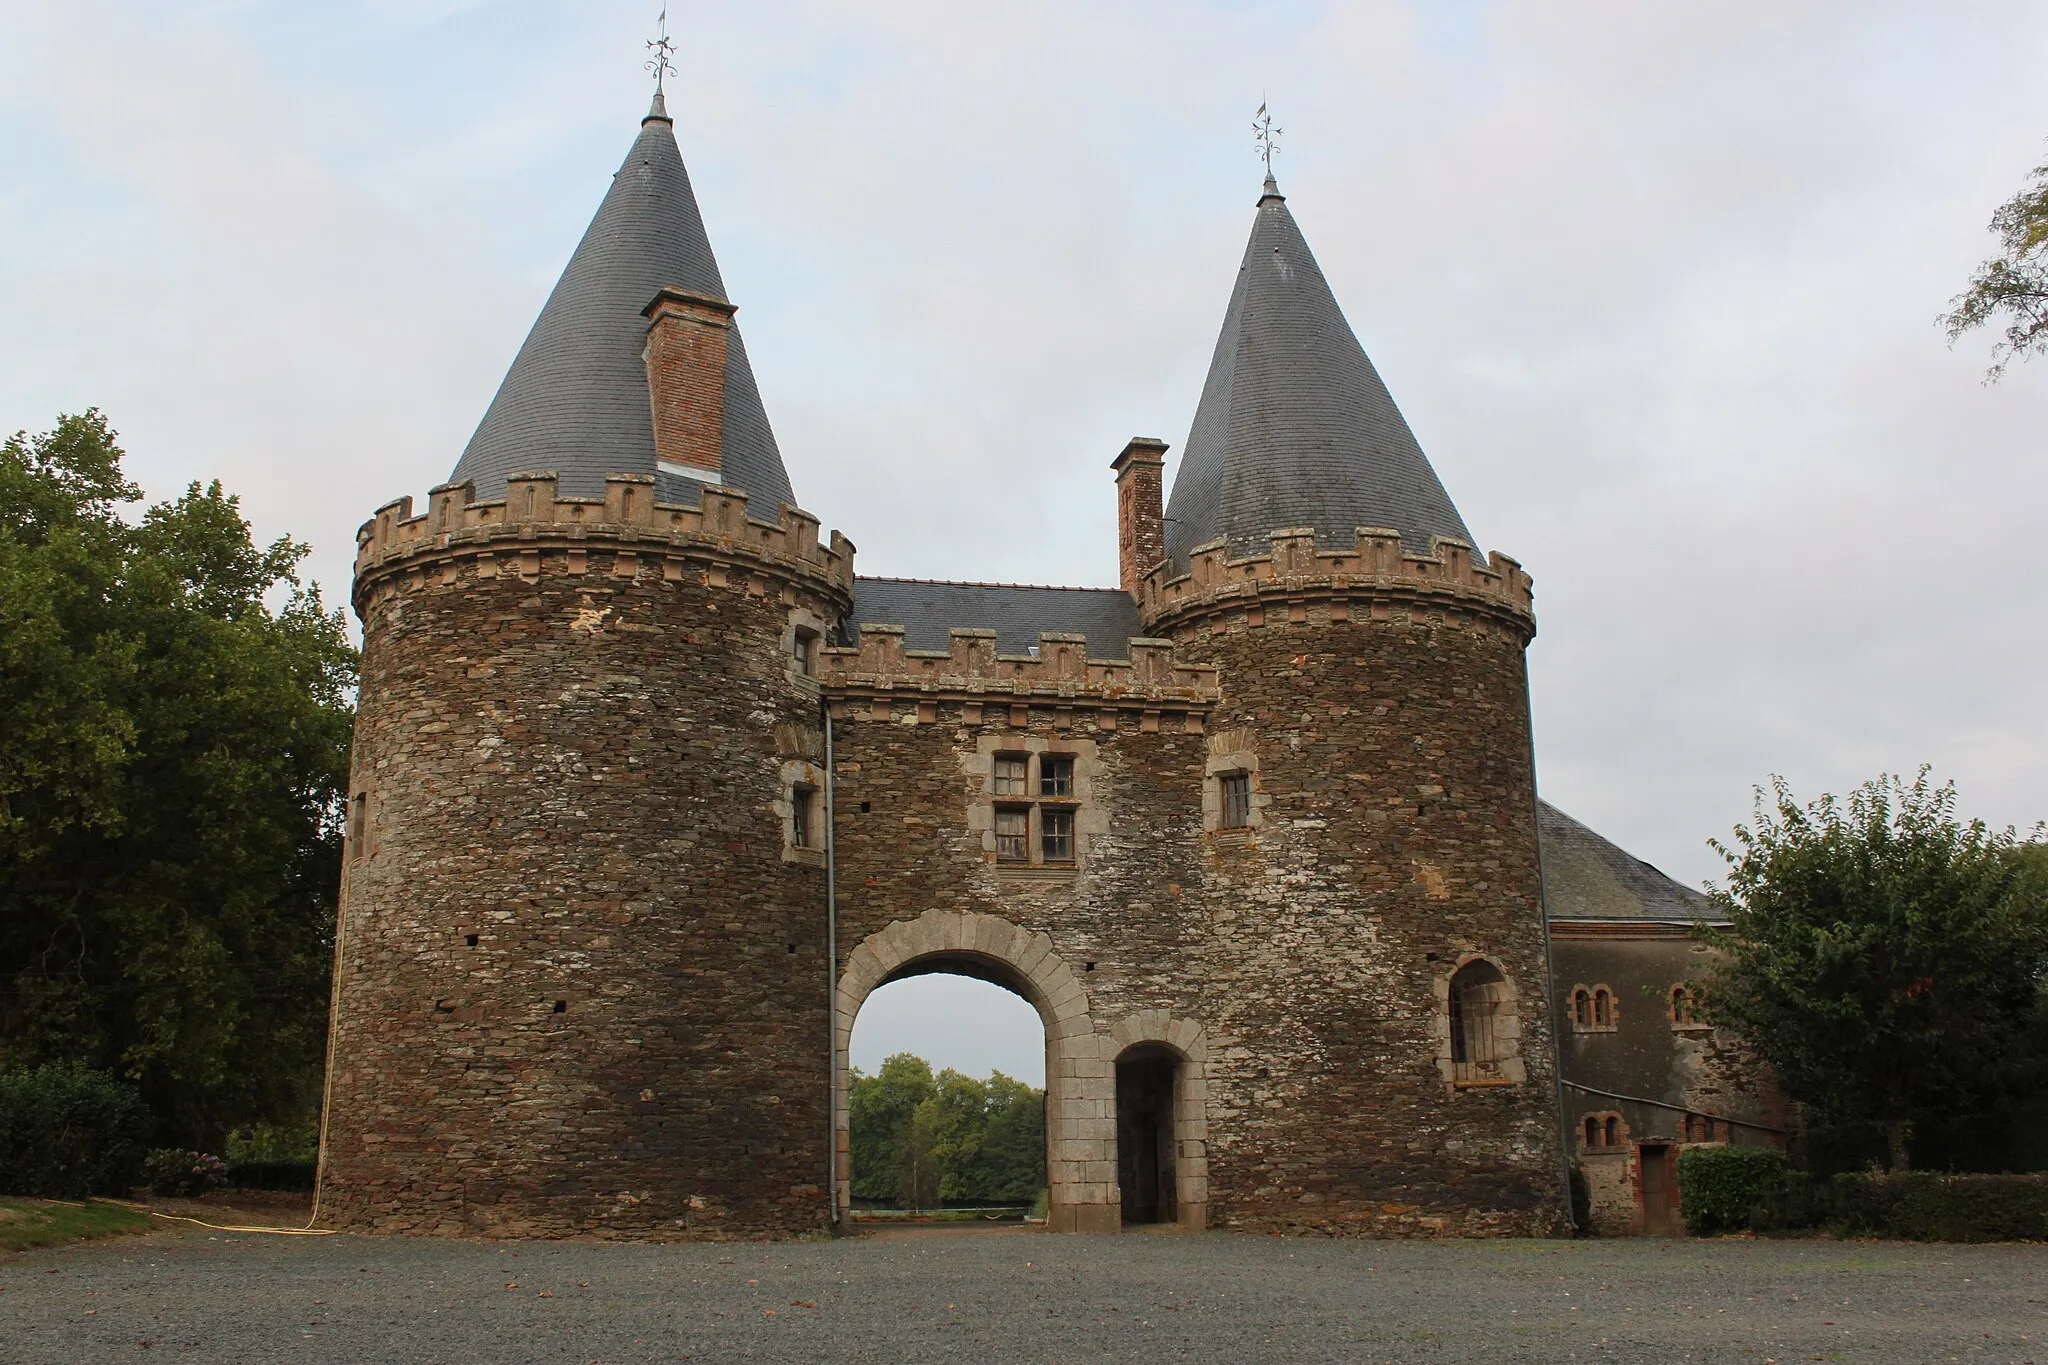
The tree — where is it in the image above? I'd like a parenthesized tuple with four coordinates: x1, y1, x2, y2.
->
(846, 1053, 934, 1201)
(1703, 771, 2048, 1171)
(1942, 153, 2048, 380)
(0, 412, 357, 1147)
(846, 1052, 1047, 1206)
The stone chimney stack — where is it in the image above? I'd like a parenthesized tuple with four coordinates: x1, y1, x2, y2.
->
(1113, 437, 1169, 597)
(642, 286, 738, 477)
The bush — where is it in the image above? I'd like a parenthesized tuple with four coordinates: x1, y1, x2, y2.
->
(144, 1148, 228, 1198)
(227, 1158, 316, 1191)
(1827, 1172, 2048, 1243)
(0, 1065, 151, 1198)
(1678, 1145, 1798, 1235)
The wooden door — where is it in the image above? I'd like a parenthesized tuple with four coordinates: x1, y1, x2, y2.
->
(1638, 1144, 1677, 1235)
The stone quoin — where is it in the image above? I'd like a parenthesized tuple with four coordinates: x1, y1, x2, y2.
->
(317, 89, 1780, 1240)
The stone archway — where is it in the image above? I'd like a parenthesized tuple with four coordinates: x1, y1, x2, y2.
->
(835, 911, 1118, 1233)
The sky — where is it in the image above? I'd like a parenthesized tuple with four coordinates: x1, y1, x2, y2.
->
(5, 2, 2044, 1087)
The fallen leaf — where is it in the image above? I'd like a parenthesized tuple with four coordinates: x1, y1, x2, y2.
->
(791, 1300, 815, 1309)
(537, 1291, 554, 1298)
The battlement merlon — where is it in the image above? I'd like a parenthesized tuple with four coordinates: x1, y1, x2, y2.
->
(820, 626, 1221, 707)
(1138, 526, 1535, 640)
(351, 472, 856, 608)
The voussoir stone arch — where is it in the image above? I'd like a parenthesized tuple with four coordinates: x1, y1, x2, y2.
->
(835, 910, 1116, 1233)
(1108, 1010, 1212, 1230)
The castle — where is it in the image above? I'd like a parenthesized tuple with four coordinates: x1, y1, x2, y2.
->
(319, 89, 1781, 1240)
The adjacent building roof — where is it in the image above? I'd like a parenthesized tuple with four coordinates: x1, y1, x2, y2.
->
(1538, 801, 1715, 922)
(1162, 175, 1476, 569)
(848, 578, 1145, 660)
(449, 94, 796, 512)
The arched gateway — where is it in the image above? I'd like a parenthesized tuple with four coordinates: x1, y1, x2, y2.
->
(838, 912, 1209, 1232)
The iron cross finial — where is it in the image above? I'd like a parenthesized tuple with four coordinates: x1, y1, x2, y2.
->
(1253, 100, 1283, 176)
(645, 6, 677, 93)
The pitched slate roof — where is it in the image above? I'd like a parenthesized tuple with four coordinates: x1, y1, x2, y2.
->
(848, 578, 1145, 660)
(1538, 801, 1715, 922)
(1163, 175, 1475, 569)
(449, 94, 795, 512)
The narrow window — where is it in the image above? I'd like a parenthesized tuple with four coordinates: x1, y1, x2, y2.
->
(1671, 985, 1699, 1026)
(1448, 960, 1508, 1081)
(1584, 1116, 1599, 1147)
(349, 793, 366, 860)
(1040, 754, 1074, 798)
(1041, 807, 1075, 862)
(1604, 1116, 1619, 1146)
(1219, 771, 1252, 829)
(1593, 989, 1611, 1027)
(791, 786, 816, 849)
(994, 807, 1029, 861)
(992, 754, 1028, 797)
(1573, 989, 1590, 1027)
(788, 627, 818, 676)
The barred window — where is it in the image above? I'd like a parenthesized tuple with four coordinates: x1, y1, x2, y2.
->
(791, 786, 816, 848)
(1041, 807, 1074, 861)
(994, 806, 1029, 861)
(993, 754, 1029, 797)
(1449, 959, 1510, 1081)
(1220, 771, 1252, 829)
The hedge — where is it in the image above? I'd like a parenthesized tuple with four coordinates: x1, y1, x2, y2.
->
(1678, 1145, 1797, 1235)
(1678, 1145, 2048, 1241)
(0, 1065, 151, 1198)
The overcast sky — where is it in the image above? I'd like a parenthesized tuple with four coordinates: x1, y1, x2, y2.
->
(6, 2, 2044, 1086)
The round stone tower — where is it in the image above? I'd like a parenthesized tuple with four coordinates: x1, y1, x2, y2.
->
(318, 95, 853, 1237)
(1130, 173, 1569, 1235)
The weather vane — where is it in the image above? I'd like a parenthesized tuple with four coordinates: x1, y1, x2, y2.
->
(645, 6, 677, 94)
(1253, 100, 1282, 176)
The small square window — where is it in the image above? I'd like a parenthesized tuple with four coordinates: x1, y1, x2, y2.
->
(1039, 754, 1074, 798)
(994, 806, 1029, 861)
(1041, 807, 1074, 861)
(993, 754, 1028, 797)
(791, 786, 816, 848)
(1220, 772, 1251, 828)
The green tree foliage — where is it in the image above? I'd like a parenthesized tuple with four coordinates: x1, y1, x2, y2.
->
(0, 413, 356, 1148)
(847, 1052, 1046, 1207)
(1703, 771, 2048, 1172)
(1942, 153, 2048, 379)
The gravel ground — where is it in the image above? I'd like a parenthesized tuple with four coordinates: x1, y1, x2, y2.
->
(3, 1221, 2043, 1364)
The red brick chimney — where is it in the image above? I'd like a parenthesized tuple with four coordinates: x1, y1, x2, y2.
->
(642, 286, 738, 477)
(1112, 437, 1169, 597)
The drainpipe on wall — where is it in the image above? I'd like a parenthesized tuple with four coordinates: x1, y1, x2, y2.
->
(822, 697, 839, 1233)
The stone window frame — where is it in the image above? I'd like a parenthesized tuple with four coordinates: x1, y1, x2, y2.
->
(782, 607, 827, 683)
(966, 736, 1100, 870)
(1569, 983, 1620, 1034)
(1434, 953, 1527, 1089)
(1669, 983, 1711, 1033)
(777, 758, 827, 866)
(1580, 1109, 1627, 1153)
(1202, 729, 1265, 836)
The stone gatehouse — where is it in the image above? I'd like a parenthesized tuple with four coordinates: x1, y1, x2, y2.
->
(317, 85, 1775, 1241)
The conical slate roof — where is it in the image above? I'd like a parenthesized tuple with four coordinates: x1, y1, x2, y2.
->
(1162, 175, 1473, 568)
(449, 94, 795, 511)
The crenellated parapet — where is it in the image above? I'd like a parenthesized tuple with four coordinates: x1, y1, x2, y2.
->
(1139, 526, 1535, 642)
(351, 472, 855, 616)
(820, 626, 1220, 730)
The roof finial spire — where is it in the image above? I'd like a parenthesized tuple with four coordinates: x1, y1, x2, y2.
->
(644, 6, 677, 122)
(1253, 99, 1284, 201)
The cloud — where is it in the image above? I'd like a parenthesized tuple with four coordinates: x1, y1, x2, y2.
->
(4, 0, 2045, 897)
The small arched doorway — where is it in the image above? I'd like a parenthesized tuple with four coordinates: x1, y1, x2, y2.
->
(1115, 1044, 1179, 1226)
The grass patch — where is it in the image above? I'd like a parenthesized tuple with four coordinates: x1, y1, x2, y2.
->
(0, 1198, 153, 1253)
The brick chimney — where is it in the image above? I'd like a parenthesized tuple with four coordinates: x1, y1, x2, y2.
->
(642, 286, 738, 477)
(1112, 437, 1169, 597)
